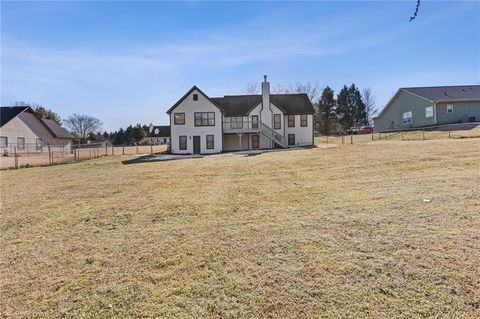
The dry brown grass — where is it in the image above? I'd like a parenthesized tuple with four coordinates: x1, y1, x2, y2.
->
(1, 139, 479, 318)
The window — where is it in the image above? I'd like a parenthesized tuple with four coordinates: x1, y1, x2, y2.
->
(206, 135, 214, 149)
(179, 136, 187, 150)
(17, 137, 25, 150)
(36, 138, 43, 151)
(193, 94, 198, 101)
(251, 115, 259, 129)
(174, 113, 185, 125)
(252, 134, 259, 148)
(403, 111, 413, 125)
(288, 115, 295, 127)
(274, 114, 281, 129)
(230, 116, 243, 129)
(194, 112, 215, 126)
(425, 106, 433, 118)
(0, 137, 7, 148)
(300, 114, 308, 127)
(288, 134, 295, 146)
(447, 104, 454, 113)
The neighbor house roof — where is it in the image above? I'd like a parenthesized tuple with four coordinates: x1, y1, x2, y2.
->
(42, 119, 74, 139)
(1, 106, 73, 139)
(147, 125, 171, 137)
(403, 85, 480, 102)
(374, 85, 480, 119)
(0, 106, 31, 127)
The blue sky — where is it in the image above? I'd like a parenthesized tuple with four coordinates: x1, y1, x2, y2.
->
(1, 1, 479, 131)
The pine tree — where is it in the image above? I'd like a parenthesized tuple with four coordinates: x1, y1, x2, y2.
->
(317, 86, 336, 134)
(336, 85, 352, 130)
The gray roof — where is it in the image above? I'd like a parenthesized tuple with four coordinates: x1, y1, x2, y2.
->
(147, 125, 170, 137)
(402, 85, 480, 102)
(1, 106, 30, 127)
(42, 119, 74, 139)
(212, 94, 315, 116)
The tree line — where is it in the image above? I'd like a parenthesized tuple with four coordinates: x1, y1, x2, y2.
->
(245, 82, 378, 134)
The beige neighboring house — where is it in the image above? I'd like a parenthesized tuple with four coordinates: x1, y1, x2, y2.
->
(0, 106, 74, 154)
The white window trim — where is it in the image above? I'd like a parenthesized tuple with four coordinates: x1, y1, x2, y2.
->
(447, 104, 454, 113)
(425, 106, 434, 118)
(403, 111, 413, 125)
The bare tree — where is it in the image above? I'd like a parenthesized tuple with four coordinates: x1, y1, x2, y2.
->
(362, 88, 378, 124)
(64, 114, 103, 143)
(410, 0, 421, 22)
(245, 82, 261, 94)
(285, 81, 321, 103)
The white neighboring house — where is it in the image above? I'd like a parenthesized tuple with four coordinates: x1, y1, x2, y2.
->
(167, 76, 315, 154)
(145, 124, 171, 145)
(0, 106, 74, 154)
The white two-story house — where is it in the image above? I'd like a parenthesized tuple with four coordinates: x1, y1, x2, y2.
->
(166, 76, 315, 154)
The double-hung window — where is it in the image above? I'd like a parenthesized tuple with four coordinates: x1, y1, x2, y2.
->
(403, 111, 413, 125)
(230, 117, 243, 129)
(179, 136, 187, 150)
(206, 135, 214, 149)
(274, 114, 281, 129)
(447, 104, 454, 113)
(194, 112, 215, 126)
(251, 115, 259, 129)
(288, 115, 295, 127)
(425, 106, 433, 118)
(0, 137, 7, 148)
(17, 137, 25, 150)
(36, 138, 43, 151)
(174, 113, 185, 125)
(300, 114, 308, 127)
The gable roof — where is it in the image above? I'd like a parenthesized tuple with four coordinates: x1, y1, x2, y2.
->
(42, 119, 74, 139)
(1, 106, 73, 139)
(211, 93, 315, 116)
(402, 85, 480, 102)
(374, 85, 480, 119)
(166, 86, 225, 115)
(147, 125, 170, 137)
(1, 106, 31, 127)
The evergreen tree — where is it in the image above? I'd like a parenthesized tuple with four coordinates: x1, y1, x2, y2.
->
(336, 85, 352, 130)
(317, 86, 337, 134)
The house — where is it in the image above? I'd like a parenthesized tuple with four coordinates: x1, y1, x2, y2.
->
(166, 76, 315, 154)
(0, 106, 74, 153)
(145, 124, 171, 145)
(373, 85, 480, 131)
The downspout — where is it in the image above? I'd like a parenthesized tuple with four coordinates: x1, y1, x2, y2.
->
(433, 102, 437, 125)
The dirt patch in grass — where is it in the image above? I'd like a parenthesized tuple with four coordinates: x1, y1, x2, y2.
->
(1, 139, 479, 318)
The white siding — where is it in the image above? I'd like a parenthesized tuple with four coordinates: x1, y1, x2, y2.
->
(170, 89, 223, 154)
(284, 114, 313, 147)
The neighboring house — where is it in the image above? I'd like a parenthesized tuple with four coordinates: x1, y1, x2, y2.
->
(145, 124, 171, 145)
(167, 76, 315, 154)
(0, 106, 74, 153)
(373, 85, 480, 131)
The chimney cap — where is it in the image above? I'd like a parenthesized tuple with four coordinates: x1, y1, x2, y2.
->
(263, 75, 267, 82)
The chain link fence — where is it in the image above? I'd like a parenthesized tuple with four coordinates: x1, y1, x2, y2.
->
(0, 143, 168, 169)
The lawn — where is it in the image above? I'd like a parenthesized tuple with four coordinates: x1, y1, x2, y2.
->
(1, 139, 479, 318)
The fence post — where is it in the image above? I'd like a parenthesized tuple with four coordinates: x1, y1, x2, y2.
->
(136, 145, 139, 154)
(342, 135, 344, 145)
(402, 131, 404, 141)
(350, 134, 353, 144)
(448, 131, 451, 139)
(14, 147, 18, 169)
(423, 130, 425, 140)
(48, 146, 52, 165)
(112, 145, 114, 155)
(371, 132, 374, 141)
(89, 148, 92, 159)
(151, 145, 153, 154)
(122, 145, 125, 155)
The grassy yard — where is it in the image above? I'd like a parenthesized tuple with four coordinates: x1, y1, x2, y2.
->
(1, 139, 479, 318)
